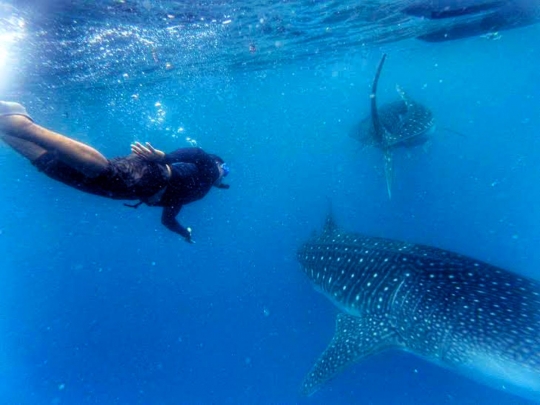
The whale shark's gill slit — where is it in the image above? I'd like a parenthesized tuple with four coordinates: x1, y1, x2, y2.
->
(390, 278, 407, 310)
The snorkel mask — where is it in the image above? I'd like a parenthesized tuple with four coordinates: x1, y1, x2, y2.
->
(215, 161, 230, 189)
(220, 163, 230, 177)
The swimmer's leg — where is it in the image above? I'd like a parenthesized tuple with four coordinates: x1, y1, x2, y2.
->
(2, 134, 47, 161)
(0, 101, 108, 177)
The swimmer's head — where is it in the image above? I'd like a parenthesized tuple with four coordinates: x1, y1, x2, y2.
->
(209, 154, 230, 189)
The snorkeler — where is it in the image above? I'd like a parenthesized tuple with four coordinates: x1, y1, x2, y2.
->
(0, 101, 230, 243)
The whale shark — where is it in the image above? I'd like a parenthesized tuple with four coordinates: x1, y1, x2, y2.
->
(403, 0, 540, 42)
(350, 54, 435, 198)
(297, 214, 540, 400)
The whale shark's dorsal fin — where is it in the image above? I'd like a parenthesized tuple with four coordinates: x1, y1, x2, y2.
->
(301, 313, 399, 396)
(322, 199, 339, 236)
(323, 213, 338, 237)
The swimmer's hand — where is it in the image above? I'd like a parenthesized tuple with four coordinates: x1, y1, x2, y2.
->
(131, 142, 165, 161)
(184, 227, 195, 244)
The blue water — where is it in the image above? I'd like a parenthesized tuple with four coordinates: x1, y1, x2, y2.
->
(1, 1, 540, 404)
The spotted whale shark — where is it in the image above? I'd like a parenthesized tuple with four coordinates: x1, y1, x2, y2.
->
(297, 214, 540, 400)
(350, 54, 435, 199)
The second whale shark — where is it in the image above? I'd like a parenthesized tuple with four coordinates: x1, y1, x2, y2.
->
(350, 54, 435, 198)
(297, 214, 540, 400)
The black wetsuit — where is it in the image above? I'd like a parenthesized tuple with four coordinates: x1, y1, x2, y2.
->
(33, 147, 221, 239)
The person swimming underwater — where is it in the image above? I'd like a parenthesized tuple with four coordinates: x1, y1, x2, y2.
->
(0, 101, 230, 243)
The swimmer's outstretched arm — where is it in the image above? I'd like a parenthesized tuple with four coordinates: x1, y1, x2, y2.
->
(131, 142, 208, 167)
(161, 205, 194, 243)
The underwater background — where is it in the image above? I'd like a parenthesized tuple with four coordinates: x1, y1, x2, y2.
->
(0, 1, 539, 404)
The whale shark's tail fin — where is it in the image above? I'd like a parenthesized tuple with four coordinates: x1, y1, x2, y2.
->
(371, 54, 387, 146)
(383, 148, 394, 199)
(370, 54, 394, 199)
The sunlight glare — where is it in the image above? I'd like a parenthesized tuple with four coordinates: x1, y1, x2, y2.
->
(0, 16, 26, 91)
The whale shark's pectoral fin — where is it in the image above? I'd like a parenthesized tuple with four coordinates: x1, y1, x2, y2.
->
(301, 313, 397, 397)
(383, 148, 394, 199)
